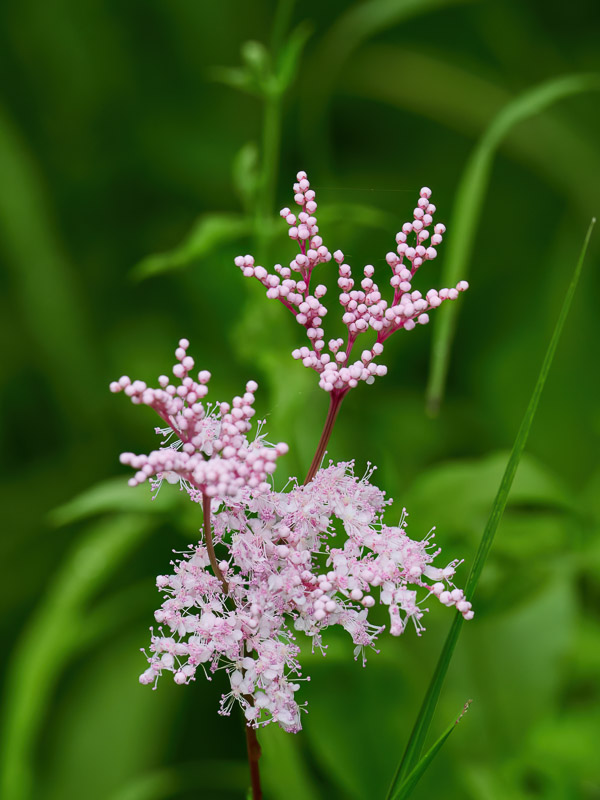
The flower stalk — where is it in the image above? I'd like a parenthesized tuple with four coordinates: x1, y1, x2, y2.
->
(304, 392, 344, 484)
(202, 493, 228, 594)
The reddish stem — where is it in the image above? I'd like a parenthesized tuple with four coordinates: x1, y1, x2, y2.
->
(304, 392, 345, 485)
(245, 723, 263, 799)
(202, 493, 228, 594)
(202, 494, 262, 796)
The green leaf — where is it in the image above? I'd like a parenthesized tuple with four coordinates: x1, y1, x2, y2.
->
(386, 218, 595, 796)
(426, 73, 600, 415)
(275, 22, 312, 93)
(209, 65, 257, 95)
(0, 104, 99, 417)
(211, 41, 273, 98)
(131, 213, 251, 281)
(106, 761, 248, 800)
(304, 0, 469, 151)
(260, 725, 323, 800)
(318, 202, 399, 232)
(0, 513, 156, 800)
(389, 702, 471, 800)
(49, 477, 179, 527)
(232, 142, 260, 211)
(241, 40, 271, 79)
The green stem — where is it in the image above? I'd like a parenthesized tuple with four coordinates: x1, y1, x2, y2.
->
(387, 217, 596, 796)
(255, 90, 283, 262)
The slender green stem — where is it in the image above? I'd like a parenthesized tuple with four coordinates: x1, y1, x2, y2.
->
(255, 91, 283, 262)
(387, 218, 595, 797)
(270, 0, 297, 58)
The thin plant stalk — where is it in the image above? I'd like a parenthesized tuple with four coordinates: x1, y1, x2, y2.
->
(202, 493, 262, 798)
(425, 73, 600, 416)
(245, 725, 263, 800)
(386, 217, 595, 797)
(304, 393, 345, 484)
(202, 494, 228, 594)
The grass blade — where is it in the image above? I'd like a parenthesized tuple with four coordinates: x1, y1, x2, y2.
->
(425, 73, 600, 416)
(131, 213, 251, 281)
(49, 477, 178, 527)
(304, 0, 470, 158)
(389, 702, 471, 800)
(344, 46, 600, 216)
(387, 218, 595, 796)
(0, 104, 99, 417)
(0, 514, 156, 800)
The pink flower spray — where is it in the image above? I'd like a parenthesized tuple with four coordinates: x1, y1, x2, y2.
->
(111, 172, 471, 798)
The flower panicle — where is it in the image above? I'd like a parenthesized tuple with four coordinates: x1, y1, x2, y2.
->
(110, 339, 288, 502)
(235, 171, 468, 396)
(139, 461, 472, 732)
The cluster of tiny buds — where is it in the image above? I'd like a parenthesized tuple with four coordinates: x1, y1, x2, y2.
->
(236, 175, 469, 395)
(430, 583, 474, 620)
(110, 339, 211, 411)
(111, 340, 288, 499)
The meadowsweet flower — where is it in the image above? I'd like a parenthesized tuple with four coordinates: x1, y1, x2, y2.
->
(139, 461, 472, 731)
(235, 171, 469, 396)
(112, 174, 475, 745)
(110, 339, 288, 502)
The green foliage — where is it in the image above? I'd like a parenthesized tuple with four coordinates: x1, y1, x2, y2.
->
(387, 220, 594, 797)
(131, 214, 252, 281)
(1, 1, 599, 798)
(426, 75, 600, 415)
(0, 514, 157, 800)
(389, 703, 470, 800)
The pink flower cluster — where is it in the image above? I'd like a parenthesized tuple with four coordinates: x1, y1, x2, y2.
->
(110, 339, 288, 502)
(139, 462, 472, 732)
(112, 171, 475, 737)
(235, 172, 468, 395)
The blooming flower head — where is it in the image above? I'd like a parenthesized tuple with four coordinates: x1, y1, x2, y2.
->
(110, 339, 288, 502)
(139, 461, 472, 731)
(235, 172, 468, 396)
(112, 176, 474, 738)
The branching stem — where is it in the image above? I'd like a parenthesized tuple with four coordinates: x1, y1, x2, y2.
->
(202, 493, 228, 594)
(304, 392, 345, 485)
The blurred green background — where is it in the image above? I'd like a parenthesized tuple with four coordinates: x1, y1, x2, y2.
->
(1, 0, 600, 798)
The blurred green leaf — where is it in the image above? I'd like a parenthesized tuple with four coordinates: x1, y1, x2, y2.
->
(131, 213, 251, 281)
(0, 105, 99, 417)
(241, 40, 271, 78)
(261, 725, 323, 800)
(344, 45, 600, 216)
(212, 40, 275, 98)
(318, 202, 398, 232)
(405, 451, 573, 532)
(305, 0, 470, 149)
(49, 477, 179, 527)
(210, 65, 258, 95)
(387, 219, 594, 794)
(426, 73, 600, 415)
(389, 703, 470, 800)
(233, 142, 260, 212)
(304, 657, 410, 800)
(107, 761, 248, 800)
(275, 22, 312, 93)
(0, 513, 157, 800)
